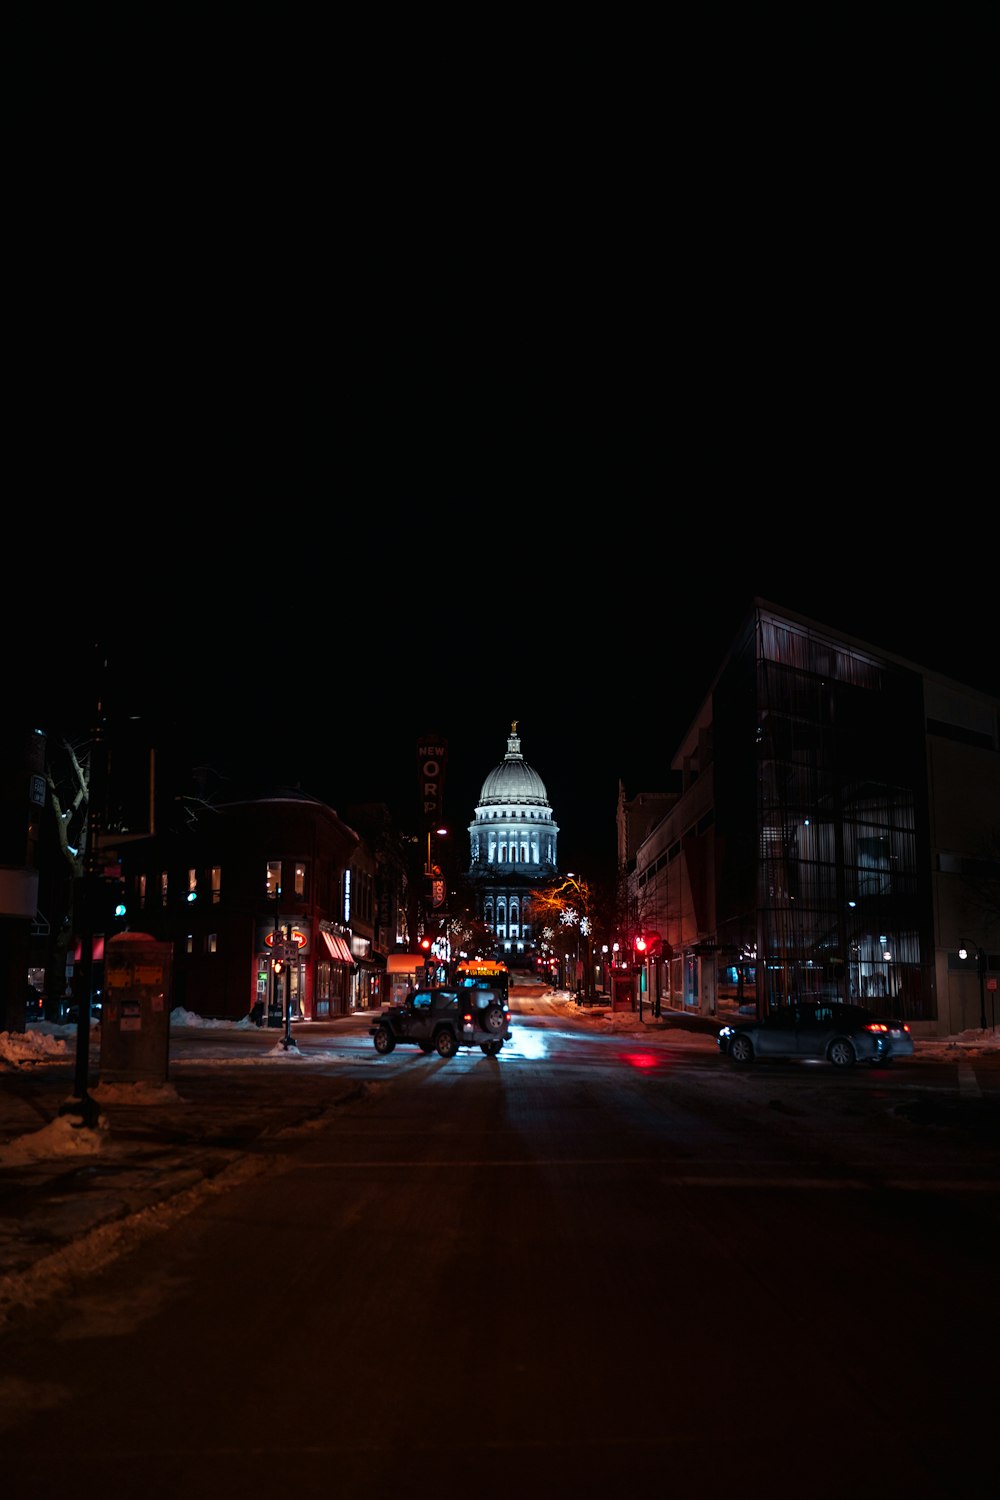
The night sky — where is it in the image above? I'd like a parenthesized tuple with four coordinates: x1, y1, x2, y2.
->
(11, 13, 995, 880)
(15, 536, 997, 884)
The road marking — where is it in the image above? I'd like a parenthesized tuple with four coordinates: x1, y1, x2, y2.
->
(293, 1161, 1000, 1191)
(957, 1060, 982, 1097)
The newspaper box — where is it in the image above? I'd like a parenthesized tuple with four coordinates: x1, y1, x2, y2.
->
(100, 932, 173, 1086)
(612, 972, 637, 1011)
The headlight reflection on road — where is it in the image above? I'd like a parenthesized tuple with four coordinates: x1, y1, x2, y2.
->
(508, 1028, 548, 1059)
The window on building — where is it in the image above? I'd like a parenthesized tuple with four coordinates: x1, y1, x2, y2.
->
(188, 868, 198, 903)
(139, 873, 147, 910)
(344, 868, 351, 922)
(161, 871, 168, 907)
(294, 862, 306, 898)
(208, 933, 217, 953)
(266, 861, 281, 897)
(186, 933, 193, 954)
(211, 866, 221, 904)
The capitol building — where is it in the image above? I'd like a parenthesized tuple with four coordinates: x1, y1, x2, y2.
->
(466, 723, 559, 957)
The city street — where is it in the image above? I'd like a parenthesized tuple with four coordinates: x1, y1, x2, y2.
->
(2, 995, 998, 1500)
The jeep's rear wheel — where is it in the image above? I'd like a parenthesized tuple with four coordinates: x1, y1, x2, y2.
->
(481, 1039, 503, 1056)
(482, 1003, 505, 1035)
(435, 1028, 459, 1059)
(373, 1025, 395, 1055)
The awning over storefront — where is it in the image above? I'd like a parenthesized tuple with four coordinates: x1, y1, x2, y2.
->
(72, 936, 106, 962)
(321, 931, 354, 964)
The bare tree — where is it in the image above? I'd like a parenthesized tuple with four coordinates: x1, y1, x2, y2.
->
(41, 735, 94, 1006)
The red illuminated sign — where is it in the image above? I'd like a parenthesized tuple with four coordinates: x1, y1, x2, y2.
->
(265, 929, 306, 949)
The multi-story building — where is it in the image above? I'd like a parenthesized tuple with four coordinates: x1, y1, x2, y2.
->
(621, 599, 999, 1038)
(115, 790, 362, 1022)
(466, 723, 560, 959)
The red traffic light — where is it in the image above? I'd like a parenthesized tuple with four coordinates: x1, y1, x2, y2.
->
(418, 937, 432, 953)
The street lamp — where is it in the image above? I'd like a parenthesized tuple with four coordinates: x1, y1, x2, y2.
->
(958, 944, 988, 1030)
(425, 824, 448, 875)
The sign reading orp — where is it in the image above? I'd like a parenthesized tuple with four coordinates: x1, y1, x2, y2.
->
(417, 736, 448, 824)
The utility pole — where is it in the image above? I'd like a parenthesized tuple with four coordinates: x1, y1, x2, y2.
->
(62, 647, 107, 1126)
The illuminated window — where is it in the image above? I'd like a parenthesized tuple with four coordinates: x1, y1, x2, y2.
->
(211, 866, 221, 904)
(139, 873, 147, 910)
(188, 868, 198, 900)
(186, 933, 193, 954)
(266, 861, 281, 897)
(208, 933, 217, 954)
(294, 863, 306, 898)
(160, 871, 168, 907)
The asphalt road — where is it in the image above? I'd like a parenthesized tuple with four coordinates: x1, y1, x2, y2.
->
(1, 998, 998, 1500)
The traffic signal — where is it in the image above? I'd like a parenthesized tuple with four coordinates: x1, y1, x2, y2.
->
(634, 934, 663, 959)
(418, 936, 432, 955)
(103, 874, 128, 933)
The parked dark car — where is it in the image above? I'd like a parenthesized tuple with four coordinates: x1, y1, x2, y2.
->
(717, 1002, 913, 1068)
(370, 985, 511, 1058)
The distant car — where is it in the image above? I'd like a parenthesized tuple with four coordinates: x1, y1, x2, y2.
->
(717, 1002, 913, 1068)
(370, 985, 512, 1058)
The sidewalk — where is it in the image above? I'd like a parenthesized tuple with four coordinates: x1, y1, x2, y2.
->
(0, 1027, 365, 1327)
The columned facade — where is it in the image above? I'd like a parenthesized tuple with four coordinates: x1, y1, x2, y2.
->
(467, 724, 559, 958)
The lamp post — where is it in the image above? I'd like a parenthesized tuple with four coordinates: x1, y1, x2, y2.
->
(425, 824, 448, 876)
(958, 944, 988, 1030)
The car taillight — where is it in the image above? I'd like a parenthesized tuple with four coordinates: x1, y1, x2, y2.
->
(866, 1022, 889, 1035)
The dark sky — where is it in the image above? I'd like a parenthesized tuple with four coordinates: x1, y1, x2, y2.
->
(10, 15, 995, 879)
(16, 536, 997, 885)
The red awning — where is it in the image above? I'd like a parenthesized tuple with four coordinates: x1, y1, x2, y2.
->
(321, 931, 354, 964)
(72, 936, 106, 962)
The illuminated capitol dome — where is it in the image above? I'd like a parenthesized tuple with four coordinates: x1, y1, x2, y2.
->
(467, 723, 559, 956)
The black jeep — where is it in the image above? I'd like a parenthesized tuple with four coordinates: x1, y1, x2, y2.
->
(369, 985, 511, 1058)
